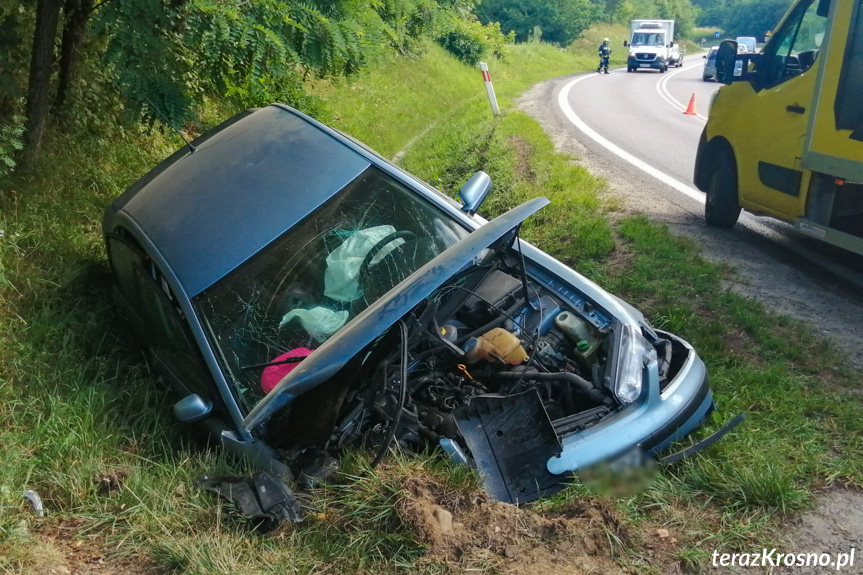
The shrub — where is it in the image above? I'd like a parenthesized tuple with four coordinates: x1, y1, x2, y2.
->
(437, 16, 511, 64)
(0, 114, 24, 182)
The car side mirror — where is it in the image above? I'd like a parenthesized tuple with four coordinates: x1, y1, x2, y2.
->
(458, 171, 492, 216)
(703, 54, 707, 59)
(174, 394, 213, 423)
(623, 40, 629, 47)
(715, 40, 739, 84)
(669, 41, 674, 47)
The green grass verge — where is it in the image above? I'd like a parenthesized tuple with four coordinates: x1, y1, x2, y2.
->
(2, 24, 862, 575)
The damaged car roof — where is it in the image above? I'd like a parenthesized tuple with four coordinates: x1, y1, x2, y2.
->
(108, 106, 371, 296)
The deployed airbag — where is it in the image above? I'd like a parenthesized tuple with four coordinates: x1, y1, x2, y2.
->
(324, 225, 405, 302)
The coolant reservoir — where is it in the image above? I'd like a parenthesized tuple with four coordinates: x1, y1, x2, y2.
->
(554, 311, 601, 363)
(463, 327, 528, 365)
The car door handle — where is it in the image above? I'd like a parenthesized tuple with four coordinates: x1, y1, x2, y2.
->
(786, 105, 806, 114)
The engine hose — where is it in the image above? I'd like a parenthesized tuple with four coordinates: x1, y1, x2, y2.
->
(486, 369, 613, 406)
(407, 371, 447, 392)
(454, 299, 525, 345)
(371, 319, 409, 469)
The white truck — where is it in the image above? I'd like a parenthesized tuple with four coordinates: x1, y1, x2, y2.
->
(624, 19, 679, 73)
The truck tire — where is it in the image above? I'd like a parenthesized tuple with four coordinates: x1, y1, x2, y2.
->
(705, 151, 741, 228)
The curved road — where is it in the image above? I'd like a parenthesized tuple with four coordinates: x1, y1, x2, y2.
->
(556, 60, 863, 283)
(517, 59, 863, 365)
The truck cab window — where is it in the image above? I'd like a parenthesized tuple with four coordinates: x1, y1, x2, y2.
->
(761, 0, 829, 87)
(836, 0, 863, 136)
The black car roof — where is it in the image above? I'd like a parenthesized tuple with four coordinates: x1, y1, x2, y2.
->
(109, 106, 371, 296)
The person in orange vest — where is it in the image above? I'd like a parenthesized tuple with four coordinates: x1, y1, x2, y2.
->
(597, 38, 612, 74)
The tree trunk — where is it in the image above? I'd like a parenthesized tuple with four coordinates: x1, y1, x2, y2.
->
(55, 0, 94, 111)
(22, 0, 63, 169)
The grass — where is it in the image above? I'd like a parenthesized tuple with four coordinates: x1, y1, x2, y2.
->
(2, 24, 863, 575)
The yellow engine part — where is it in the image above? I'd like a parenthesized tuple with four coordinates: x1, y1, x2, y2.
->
(463, 327, 529, 365)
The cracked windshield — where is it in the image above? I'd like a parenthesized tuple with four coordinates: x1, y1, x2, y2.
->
(195, 167, 469, 408)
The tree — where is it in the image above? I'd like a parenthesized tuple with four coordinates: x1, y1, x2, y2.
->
(55, 0, 95, 110)
(22, 0, 63, 168)
(475, 0, 599, 44)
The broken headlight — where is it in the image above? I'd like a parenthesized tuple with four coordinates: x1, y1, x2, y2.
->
(613, 324, 656, 405)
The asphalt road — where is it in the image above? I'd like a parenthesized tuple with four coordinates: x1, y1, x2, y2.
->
(567, 60, 719, 186)
(517, 58, 863, 366)
(556, 59, 863, 284)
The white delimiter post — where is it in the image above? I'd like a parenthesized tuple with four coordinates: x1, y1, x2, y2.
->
(479, 62, 500, 116)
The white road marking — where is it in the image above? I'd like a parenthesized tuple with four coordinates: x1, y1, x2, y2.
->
(656, 63, 709, 121)
(557, 73, 706, 204)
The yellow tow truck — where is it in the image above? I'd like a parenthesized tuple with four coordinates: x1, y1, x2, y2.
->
(693, 0, 863, 254)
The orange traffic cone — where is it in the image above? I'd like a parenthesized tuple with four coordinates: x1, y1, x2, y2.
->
(684, 93, 697, 115)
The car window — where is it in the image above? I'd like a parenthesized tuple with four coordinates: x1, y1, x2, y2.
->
(835, 0, 863, 136)
(107, 235, 216, 402)
(195, 166, 471, 407)
(760, 0, 829, 87)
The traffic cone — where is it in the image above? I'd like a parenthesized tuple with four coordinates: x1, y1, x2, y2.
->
(684, 93, 697, 115)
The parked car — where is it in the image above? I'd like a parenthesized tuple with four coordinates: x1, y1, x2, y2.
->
(703, 46, 719, 80)
(104, 105, 731, 509)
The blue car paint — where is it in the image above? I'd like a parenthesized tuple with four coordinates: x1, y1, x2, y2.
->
(108, 209, 254, 441)
(243, 196, 551, 431)
(548, 332, 710, 474)
(104, 104, 715, 485)
(114, 106, 371, 297)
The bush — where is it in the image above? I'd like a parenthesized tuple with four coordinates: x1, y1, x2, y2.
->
(0, 114, 24, 182)
(437, 16, 511, 64)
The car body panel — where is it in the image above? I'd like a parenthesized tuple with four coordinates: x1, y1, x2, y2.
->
(108, 106, 371, 297)
(548, 331, 710, 473)
(703, 47, 718, 79)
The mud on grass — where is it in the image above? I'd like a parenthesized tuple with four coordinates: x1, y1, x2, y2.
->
(341, 459, 629, 575)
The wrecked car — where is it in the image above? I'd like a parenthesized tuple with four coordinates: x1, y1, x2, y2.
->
(103, 105, 724, 508)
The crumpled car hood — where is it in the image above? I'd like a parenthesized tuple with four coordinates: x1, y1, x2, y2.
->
(244, 197, 551, 431)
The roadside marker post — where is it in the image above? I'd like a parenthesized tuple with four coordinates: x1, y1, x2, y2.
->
(479, 62, 500, 116)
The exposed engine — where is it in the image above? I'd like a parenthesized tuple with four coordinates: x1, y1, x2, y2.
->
(319, 263, 620, 500)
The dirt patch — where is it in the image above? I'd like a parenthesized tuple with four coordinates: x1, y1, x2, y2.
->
(8, 518, 156, 575)
(397, 475, 628, 574)
(778, 489, 863, 575)
(95, 470, 128, 496)
(509, 136, 536, 183)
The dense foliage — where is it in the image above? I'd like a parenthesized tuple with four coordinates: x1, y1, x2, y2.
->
(692, 0, 794, 37)
(476, 0, 699, 44)
(474, 0, 599, 44)
(0, 0, 708, 172)
(0, 0, 509, 170)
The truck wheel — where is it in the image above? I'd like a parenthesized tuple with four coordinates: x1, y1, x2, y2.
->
(705, 151, 742, 228)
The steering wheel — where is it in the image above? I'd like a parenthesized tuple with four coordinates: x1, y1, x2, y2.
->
(358, 231, 416, 280)
(357, 231, 417, 301)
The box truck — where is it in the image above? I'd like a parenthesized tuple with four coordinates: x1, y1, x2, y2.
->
(693, 0, 863, 255)
(624, 20, 679, 73)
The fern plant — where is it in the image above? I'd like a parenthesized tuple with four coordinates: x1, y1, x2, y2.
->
(0, 115, 24, 181)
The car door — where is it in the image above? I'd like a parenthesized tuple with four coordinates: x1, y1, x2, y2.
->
(803, 0, 863, 183)
(733, 0, 830, 219)
(106, 234, 224, 411)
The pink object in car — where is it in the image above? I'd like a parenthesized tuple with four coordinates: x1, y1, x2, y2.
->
(260, 347, 314, 393)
